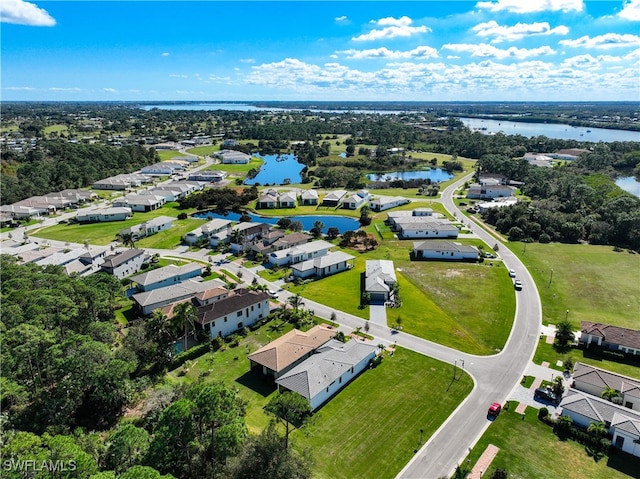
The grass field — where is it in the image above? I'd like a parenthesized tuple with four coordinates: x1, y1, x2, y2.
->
(289, 239, 515, 355)
(206, 157, 263, 176)
(292, 347, 473, 479)
(511, 242, 640, 329)
(533, 339, 640, 378)
(32, 204, 206, 248)
(465, 401, 640, 479)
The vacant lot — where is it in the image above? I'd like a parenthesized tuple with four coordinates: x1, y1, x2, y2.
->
(512, 242, 639, 329)
(290, 239, 515, 355)
(466, 402, 640, 479)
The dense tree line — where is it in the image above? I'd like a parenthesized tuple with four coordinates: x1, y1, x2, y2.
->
(177, 187, 259, 211)
(1, 141, 158, 204)
(475, 153, 640, 250)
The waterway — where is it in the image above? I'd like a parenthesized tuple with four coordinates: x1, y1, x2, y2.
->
(367, 168, 452, 183)
(244, 153, 304, 186)
(460, 117, 640, 143)
(194, 211, 360, 234)
(615, 176, 640, 198)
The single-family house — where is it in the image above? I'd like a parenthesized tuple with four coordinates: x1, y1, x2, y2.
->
(322, 190, 348, 207)
(141, 162, 182, 176)
(188, 170, 227, 182)
(184, 218, 233, 246)
(412, 241, 480, 261)
(365, 260, 397, 304)
(275, 339, 377, 411)
(278, 191, 297, 208)
(560, 389, 640, 457)
(196, 288, 272, 338)
(579, 322, 640, 356)
(268, 240, 333, 267)
(76, 207, 132, 223)
(300, 189, 319, 206)
(552, 148, 590, 161)
(476, 197, 518, 214)
(251, 232, 312, 256)
(113, 194, 166, 212)
(291, 250, 355, 279)
(572, 362, 640, 412)
(119, 216, 174, 240)
(248, 325, 336, 380)
(100, 249, 146, 279)
(369, 196, 410, 212)
(92, 178, 130, 190)
(218, 149, 251, 164)
(466, 184, 516, 200)
(57, 189, 98, 204)
(0, 204, 47, 219)
(223, 139, 238, 147)
(342, 194, 366, 210)
(397, 219, 460, 239)
(478, 173, 508, 185)
(257, 190, 279, 209)
(34, 247, 87, 267)
(129, 262, 203, 292)
(229, 222, 271, 253)
(132, 279, 226, 316)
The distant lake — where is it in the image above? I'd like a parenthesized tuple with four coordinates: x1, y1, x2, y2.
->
(194, 211, 360, 234)
(615, 176, 640, 198)
(367, 168, 453, 182)
(244, 153, 303, 186)
(460, 117, 640, 143)
(141, 103, 405, 114)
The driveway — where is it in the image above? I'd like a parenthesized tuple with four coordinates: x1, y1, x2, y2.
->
(369, 304, 387, 326)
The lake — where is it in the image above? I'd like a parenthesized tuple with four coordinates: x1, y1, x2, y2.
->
(615, 176, 640, 198)
(367, 168, 453, 182)
(244, 153, 303, 186)
(460, 117, 640, 143)
(194, 211, 360, 234)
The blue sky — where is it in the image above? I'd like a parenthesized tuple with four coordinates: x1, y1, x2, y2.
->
(1, 0, 639, 101)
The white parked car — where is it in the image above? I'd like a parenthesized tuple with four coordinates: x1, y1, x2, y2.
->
(509, 269, 516, 278)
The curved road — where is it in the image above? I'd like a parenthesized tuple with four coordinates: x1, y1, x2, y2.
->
(17, 167, 542, 479)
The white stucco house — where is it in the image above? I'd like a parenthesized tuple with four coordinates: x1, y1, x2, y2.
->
(291, 250, 355, 279)
(369, 196, 410, 212)
(100, 248, 146, 279)
(412, 241, 479, 261)
(268, 240, 333, 267)
(365, 259, 397, 304)
(129, 262, 203, 292)
(275, 339, 378, 411)
(76, 207, 132, 223)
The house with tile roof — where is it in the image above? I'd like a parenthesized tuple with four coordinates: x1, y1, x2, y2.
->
(560, 389, 640, 457)
(579, 321, 640, 356)
(275, 339, 377, 411)
(572, 362, 640, 412)
(132, 279, 226, 315)
(248, 325, 336, 379)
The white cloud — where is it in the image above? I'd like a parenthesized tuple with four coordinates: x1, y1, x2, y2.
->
(472, 21, 569, 43)
(239, 58, 255, 63)
(560, 33, 640, 49)
(443, 43, 556, 59)
(49, 87, 81, 92)
(475, 0, 583, 13)
(244, 56, 637, 100)
(103, 88, 117, 93)
(353, 16, 429, 41)
(338, 46, 439, 60)
(335, 15, 348, 22)
(169, 74, 188, 78)
(161, 52, 170, 57)
(618, 0, 640, 21)
(0, 0, 55, 26)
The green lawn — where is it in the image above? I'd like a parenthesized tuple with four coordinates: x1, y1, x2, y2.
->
(206, 157, 263, 176)
(186, 145, 220, 156)
(289, 240, 515, 355)
(292, 347, 473, 479)
(32, 204, 206, 248)
(533, 339, 640, 378)
(511, 242, 640, 329)
(465, 401, 640, 479)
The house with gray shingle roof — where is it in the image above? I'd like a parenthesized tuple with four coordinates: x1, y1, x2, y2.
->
(579, 321, 640, 356)
(132, 279, 225, 315)
(572, 362, 640, 412)
(560, 389, 640, 457)
(291, 250, 355, 279)
(365, 260, 397, 304)
(100, 249, 146, 279)
(129, 262, 203, 292)
(300, 189, 318, 205)
(412, 241, 479, 262)
(248, 325, 336, 379)
(275, 339, 377, 411)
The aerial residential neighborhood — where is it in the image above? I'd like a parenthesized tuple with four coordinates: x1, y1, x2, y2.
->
(2, 1, 640, 478)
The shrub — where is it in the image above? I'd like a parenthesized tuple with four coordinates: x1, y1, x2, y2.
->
(539, 233, 551, 243)
(538, 407, 549, 419)
(177, 212, 188, 220)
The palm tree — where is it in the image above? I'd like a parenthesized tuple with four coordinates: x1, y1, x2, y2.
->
(601, 386, 618, 402)
(230, 228, 246, 252)
(587, 421, 608, 440)
(118, 232, 136, 249)
(287, 293, 305, 313)
(147, 310, 174, 361)
(173, 302, 198, 352)
(554, 318, 575, 347)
